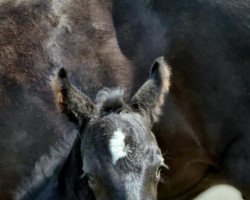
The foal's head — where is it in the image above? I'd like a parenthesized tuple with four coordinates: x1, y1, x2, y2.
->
(51, 57, 171, 200)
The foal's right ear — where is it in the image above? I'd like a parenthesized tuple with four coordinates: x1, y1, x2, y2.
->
(51, 68, 97, 125)
(131, 57, 171, 124)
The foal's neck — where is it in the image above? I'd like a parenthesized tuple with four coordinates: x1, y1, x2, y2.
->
(57, 135, 95, 200)
(17, 134, 95, 200)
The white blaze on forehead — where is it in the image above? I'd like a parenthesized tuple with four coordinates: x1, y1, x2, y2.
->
(109, 128, 127, 164)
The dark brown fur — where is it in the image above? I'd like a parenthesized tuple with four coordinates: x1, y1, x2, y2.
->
(112, 0, 250, 199)
(0, 0, 133, 199)
(2, 0, 250, 199)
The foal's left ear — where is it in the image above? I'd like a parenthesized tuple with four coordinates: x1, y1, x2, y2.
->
(51, 68, 97, 125)
(131, 57, 171, 124)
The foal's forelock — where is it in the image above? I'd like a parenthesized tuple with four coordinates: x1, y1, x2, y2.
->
(95, 87, 127, 114)
(94, 88, 131, 165)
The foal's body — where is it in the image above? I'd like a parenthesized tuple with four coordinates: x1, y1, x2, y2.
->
(15, 133, 94, 200)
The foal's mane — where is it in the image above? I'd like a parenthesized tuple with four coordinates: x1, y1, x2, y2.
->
(14, 131, 77, 199)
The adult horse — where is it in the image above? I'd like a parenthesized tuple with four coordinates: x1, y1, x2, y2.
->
(112, 0, 250, 199)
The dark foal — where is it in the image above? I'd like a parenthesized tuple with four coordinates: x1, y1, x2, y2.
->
(15, 58, 171, 200)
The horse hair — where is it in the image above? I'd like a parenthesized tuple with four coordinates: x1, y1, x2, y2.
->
(95, 88, 128, 115)
(14, 131, 77, 200)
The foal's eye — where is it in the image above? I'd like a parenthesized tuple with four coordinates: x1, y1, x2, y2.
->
(156, 166, 163, 181)
(86, 174, 96, 187)
(156, 163, 168, 181)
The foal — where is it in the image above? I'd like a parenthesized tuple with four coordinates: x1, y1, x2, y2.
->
(16, 58, 171, 200)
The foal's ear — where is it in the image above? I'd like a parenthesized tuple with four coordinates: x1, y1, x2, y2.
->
(51, 68, 97, 125)
(131, 57, 171, 123)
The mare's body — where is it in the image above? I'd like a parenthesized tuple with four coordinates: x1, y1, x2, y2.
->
(0, 0, 133, 199)
(113, 0, 250, 199)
